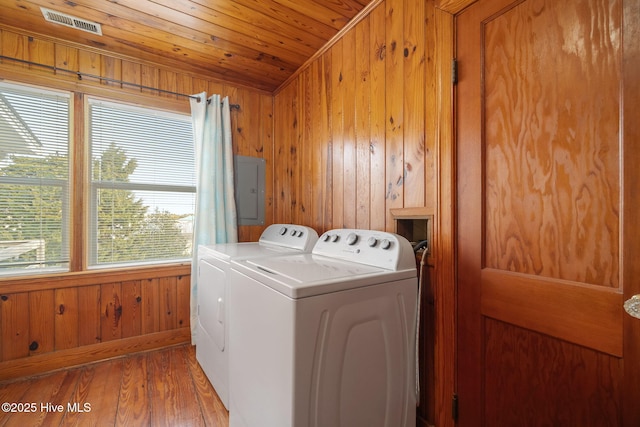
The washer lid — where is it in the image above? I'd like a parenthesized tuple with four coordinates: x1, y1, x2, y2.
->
(198, 242, 299, 262)
(232, 254, 417, 299)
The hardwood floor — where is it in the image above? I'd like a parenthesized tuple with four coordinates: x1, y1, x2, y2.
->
(0, 344, 229, 426)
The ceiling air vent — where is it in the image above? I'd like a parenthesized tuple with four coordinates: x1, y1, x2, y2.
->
(40, 7, 102, 36)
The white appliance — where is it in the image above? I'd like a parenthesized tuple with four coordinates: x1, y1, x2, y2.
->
(228, 229, 418, 427)
(196, 224, 319, 410)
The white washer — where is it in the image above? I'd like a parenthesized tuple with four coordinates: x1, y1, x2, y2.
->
(196, 223, 319, 410)
(228, 229, 418, 427)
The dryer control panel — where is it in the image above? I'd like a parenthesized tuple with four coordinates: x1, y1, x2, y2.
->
(313, 229, 416, 272)
(258, 224, 319, 251)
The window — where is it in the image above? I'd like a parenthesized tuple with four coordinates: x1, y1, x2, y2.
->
(0, 82, 70, 275)
(0, 82, 195, 277)
(88, 99, 195, 267)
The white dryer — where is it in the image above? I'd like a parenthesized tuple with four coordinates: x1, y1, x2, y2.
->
(228, 229, 418, 427)
(196, 223, 319, 410)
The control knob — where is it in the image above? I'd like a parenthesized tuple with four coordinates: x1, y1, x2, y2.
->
(346, 233, 358, 245)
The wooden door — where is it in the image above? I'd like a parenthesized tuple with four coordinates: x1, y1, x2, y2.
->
(455, 0, 640, 425)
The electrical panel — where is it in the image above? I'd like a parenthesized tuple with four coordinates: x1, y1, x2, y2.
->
(234, 155, 265, 225)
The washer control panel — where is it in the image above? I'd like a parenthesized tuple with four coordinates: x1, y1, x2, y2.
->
(314, 229, 415, 271)
(259, 224, 319, 251)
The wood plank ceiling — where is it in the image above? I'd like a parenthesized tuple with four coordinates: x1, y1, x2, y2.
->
(0, 0, 374, 92)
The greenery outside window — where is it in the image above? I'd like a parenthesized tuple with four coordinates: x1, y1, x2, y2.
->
(88, 99, 195, 267)
(0, 82, 71, 276)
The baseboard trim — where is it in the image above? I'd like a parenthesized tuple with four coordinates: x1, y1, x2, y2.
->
(0, 328, 191, 382)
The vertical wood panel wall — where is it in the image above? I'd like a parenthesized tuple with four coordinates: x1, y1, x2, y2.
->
(274, 0, 435, 233)
(0, 24, 274, 379)
(273, 2, 455, 426)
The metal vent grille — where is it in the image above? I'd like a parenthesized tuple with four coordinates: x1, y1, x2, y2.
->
(40, 7, 102, 36)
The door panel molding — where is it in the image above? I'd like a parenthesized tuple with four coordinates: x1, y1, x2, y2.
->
(482, 269, 623, 356)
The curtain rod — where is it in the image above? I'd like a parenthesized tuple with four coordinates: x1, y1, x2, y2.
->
(0, 55, 241, 110)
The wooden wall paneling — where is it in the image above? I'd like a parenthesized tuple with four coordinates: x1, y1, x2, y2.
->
(274, 83, 296, 224)
(306, 61, 320, 231)
(27, 36, 54, 69)
(121, 280, 143, 338)
(384, 0, 405, 231)
(54, 43, 78, 71)
(369, 4, 388, 232)
(260, 92, 275, 233)
(159, 276, 178, 331)
(141, 278, 160, 334)
(78, 50, 100, 77)
(309, 58, 326, 232)
(121, 60, 142, 91)
(28, 289, 55, 355)
(289, 78, 302, 226)
(78, 285, 101, 346)
(101, 282, 123, 342)
(54, 287, 79, 350)
(207, 80, 225, 99)
(54, 44, 79, 79)
(101, 56, 122, 89)
(342, 30, 358, 229)
(158, 69, 178, 99)
(191, 77, 208, 95)
(1, 30, 27, 67)
(274, 86, 286, 225)
(141, 64, 159, 97)
(1, 292, 30, 361)
(321, 53, 334, 231)
(176, 73, 193, 101)
(355, 15, 372, 230)
(234, 88, 259, 157)
(176, 275, 190, 329)
(402, 0, 426, 208)
(300, 67, 315, 228)
(424, 2, 437, 214)
(331, 39, 345, 228)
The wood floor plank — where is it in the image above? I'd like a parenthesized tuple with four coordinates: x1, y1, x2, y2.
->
(184, 345, 228, 426)
(61, 358, 123, 425)
(116, 353, 150, 426)
(39, 369, 84, 427)
(0, 345, 227, 427)
(1, 370, 68, 427)
(148, 347, 205, 426)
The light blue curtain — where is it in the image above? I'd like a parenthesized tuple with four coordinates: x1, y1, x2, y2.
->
(189, 92, 238, 343)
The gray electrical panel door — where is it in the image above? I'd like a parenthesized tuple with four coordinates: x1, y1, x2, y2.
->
(234, 155, 265, 225)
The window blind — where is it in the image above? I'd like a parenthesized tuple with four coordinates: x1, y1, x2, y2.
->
(0, 82, 70, 275)
(88, 99, 195, 267)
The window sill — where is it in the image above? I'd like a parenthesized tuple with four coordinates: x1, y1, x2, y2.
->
(0, 262, 191, 293)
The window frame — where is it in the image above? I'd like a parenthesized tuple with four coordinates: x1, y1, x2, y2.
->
(0, 82, 72, 276)
(0, 79, 196, 279)
(86, 96, 196, 269)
